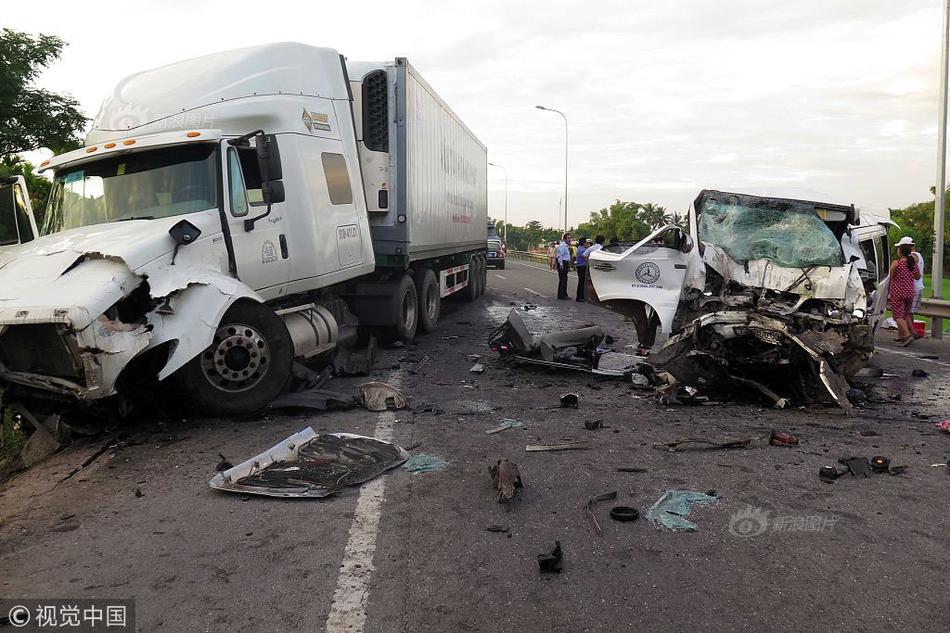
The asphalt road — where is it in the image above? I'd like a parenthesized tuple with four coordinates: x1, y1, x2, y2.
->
(2, 259, 949, 632)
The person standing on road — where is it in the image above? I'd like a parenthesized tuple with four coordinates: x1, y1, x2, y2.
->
(575, 237, 589, 302)
(556, 232, 572, 299)
(547, 241, 557, 270)
(896, 237, 926, 339)
(888, 241, 921, 346)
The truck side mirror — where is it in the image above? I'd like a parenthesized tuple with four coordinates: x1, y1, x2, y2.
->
(256, 133, 282, 182)
(168, 219, 201, 265)
(679, 231, 694, 254)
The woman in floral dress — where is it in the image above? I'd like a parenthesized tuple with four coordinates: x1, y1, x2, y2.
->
(888, 242, 921, 345)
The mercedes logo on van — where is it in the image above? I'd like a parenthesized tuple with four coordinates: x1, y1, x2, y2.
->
(635, 262, 661, 284)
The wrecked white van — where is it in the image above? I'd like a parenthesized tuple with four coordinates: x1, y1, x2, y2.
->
(587, 189, 892, 410)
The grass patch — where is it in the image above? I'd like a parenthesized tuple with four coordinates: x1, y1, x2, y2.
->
(0, 407, 25, 468)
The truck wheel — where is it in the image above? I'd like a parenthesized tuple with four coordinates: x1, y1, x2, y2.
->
(385, 274, 419, 342)
(179, 301, 293, 415)
(464, 259, 479, 302)
(497, 260, 506, 270)
(479, 256, 489, 292)
(415, 268, 441, 334)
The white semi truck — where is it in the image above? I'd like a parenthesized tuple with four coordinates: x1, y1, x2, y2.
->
(0, 43, 488, 415)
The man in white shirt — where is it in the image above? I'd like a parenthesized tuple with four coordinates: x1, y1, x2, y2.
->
(897, 236, 926, 339)
(555, 232, 572, 299)
(586, 234, 605, 255)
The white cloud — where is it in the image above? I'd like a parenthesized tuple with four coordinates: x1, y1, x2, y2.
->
(5, 0, 945, 227)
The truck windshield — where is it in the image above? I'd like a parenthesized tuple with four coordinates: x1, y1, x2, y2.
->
(698, 194, 844, 268)
(44, 144, 218, 234)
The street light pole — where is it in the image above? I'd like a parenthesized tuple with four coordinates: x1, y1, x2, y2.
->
(933, 0, 950, 339)
(488, 162, 508, 243)
(536, 105, 568, 232)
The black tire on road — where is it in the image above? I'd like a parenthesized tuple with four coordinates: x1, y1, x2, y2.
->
(464, 258, 479, 302)
(415, 268, 441, 334)
(385, 273, 419, 342)
(480, 256, 489, 292)
(178, 301, 294, 415)
(497, 260, 506, 270)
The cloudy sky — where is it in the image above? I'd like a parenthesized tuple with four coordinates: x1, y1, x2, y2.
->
(7, 0, 946, 228)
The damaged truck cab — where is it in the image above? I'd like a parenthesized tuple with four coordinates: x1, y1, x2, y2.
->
(0, 43, 488, 416)
(588, 190, 892, 409)
(0, 176, 38, 253)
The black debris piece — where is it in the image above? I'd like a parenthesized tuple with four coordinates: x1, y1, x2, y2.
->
(537, 541, 563, 574)
(911, 368, 928, 378)
(584, 420, 603, 430)
(266, 389, 353, 412)
(609, 506, 640, 522)
(215, 453, 233, 472)
(486, 525, 510, 533)
(560, 393, 579, 409)
(839, 456, 871, 477)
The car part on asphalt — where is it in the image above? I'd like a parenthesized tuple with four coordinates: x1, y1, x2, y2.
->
(358, 382, 409, 412)
(617, 467, 649, 473)
(869, 455, 891, 473)
(489, 458, 523, 503)
(819, 465, 847, 482)
(645, 490, 719, 532)
(537, 541, 563, 574)
(560, 393, 579, 408)
(839, 456, 871, 477)
(266, 388, 353, 412)
(585, 491, 618, 536)
(911, 368, 928, 378)
(525, 441, 589, 452)
(654, 437, 753, 452)
(584, 420, 603, 430)
(208, 428, 409, 498)
(486, 525, 510, 533)
(609, 506, 640, 522)
(769, 430, 799, 446)
(469, 363, 485, 373)
(485, 419, 522, 434)
(402, 453, 448, 474)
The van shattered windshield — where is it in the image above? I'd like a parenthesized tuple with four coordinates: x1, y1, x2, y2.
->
(44, 144, 218, 234)
(697, 192, 844, 268)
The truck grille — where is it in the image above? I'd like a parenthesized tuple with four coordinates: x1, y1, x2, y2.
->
(0, 324, 82, 380)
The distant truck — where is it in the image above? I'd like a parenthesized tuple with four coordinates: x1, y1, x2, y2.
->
(0, 43, 488, 416)
(0, 176, 38, 252)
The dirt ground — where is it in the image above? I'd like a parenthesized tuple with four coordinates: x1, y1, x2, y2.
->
(2, 258, 949, 632)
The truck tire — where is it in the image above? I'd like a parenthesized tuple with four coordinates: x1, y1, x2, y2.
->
(497, 259, 506, 270)
(385, 273, 419, 342)
(178, 301, 294, 415)
(464, 259, 479, 302)
(415, 268, 441, 333)
(479, 256, 489, 293)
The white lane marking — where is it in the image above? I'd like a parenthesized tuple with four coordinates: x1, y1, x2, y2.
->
(875, 346, 950, 368)
(325, 402, 397, 631)
(523, 287, 543, 297)
(495, 274, 508, 280)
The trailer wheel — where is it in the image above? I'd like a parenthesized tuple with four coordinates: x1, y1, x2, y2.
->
(415, 268, 441, 333)
(178, 301, 293, 415)
(464, 259, 479, 302)
(385, 273, 419, 342)
(479, 256, 489, 293)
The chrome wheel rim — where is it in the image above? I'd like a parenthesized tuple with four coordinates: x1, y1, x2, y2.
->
(200, 322, 269, 393)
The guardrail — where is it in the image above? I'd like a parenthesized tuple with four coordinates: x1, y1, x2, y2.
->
(919, 297, 950, 319)
(509, 250, 549, 265)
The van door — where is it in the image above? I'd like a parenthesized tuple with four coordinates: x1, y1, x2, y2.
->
(222, 143, 290, 296)
(587, 226, 692, 334)
(0, 176, 38, 250)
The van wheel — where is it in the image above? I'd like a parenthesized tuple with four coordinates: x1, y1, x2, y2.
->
(178, 301, 293, 415)
(415, 268, 441, 333)
(384, 273, 418, 343)
(464, 258, 479, 302)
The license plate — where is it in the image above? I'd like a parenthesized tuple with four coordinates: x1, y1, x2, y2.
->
(488, 252, 496, 257)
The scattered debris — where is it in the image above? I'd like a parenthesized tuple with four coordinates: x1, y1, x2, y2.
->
(854, 367, 884, 379)
(526, 441, 588, 452)
(486, 525, 510, 533)
(912, 368, 929, 378)
(616, 467, 648, 473)
(215, 453, 233, 472)
(411, 403, 445, 415)
(469, 363, 485, 373)
(402, 453, 448, 474)
(819, 465, 847, 482)
(585, 491, 618, 536)
(537, 541, 563, 574)
(267, 388, 353, 412)
(645, 490, 719, 532)
(822, 455, 908, 483)
(523, 303, 538, 311)
(485, 419, 522, 434)
(869, 455, 890, 473)
(609, 506, 640, 522)
(209, 428, 408, 498)
(654, 437, 752, 452)
(358, 382, 409, 412)
(769, 430, 799, 446)
(839, 456, 870, 477)
(489, 458, 523, 502)
(134, 487, 144, 498)
(919, 354, 940, 360)
(560, 393, 579, 408)
(937, 420, 950, 434)
(466, 354, 482, 361)
(583, 420, 603, 431)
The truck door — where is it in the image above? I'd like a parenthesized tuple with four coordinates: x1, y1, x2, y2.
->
(0, 176, 38, 249)
(222, 144, 290, 295)
(587, 226, 693, 334)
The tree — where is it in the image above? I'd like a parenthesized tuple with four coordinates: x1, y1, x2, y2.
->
(888, 186, 950, 272)
(0, 29, 86, 157)
(575, 200, 651, 243)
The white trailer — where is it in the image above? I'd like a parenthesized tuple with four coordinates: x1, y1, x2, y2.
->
(0, 43, 488, 416)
